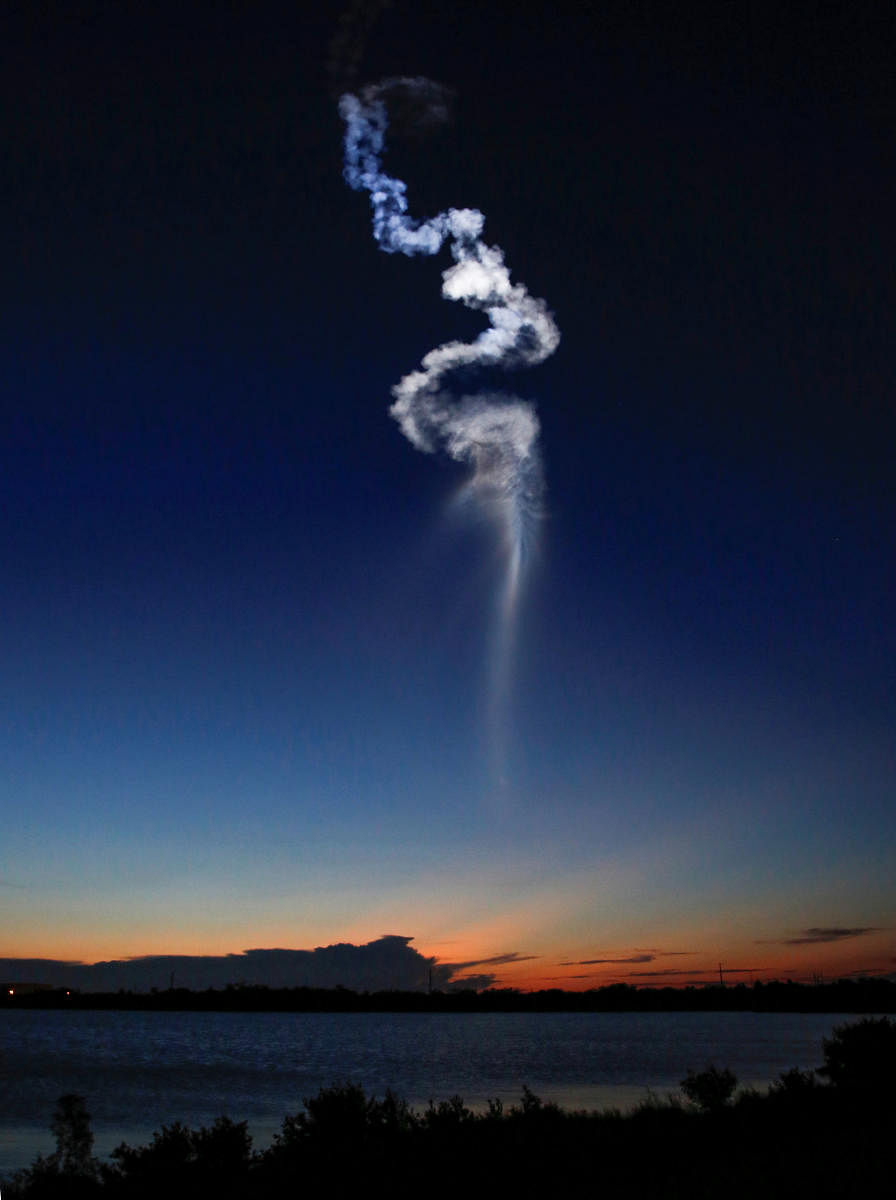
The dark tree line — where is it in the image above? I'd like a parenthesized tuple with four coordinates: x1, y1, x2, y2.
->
(5, 976, 895, 1013)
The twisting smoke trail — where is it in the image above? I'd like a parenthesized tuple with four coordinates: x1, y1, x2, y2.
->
(339, 77, 559, 781)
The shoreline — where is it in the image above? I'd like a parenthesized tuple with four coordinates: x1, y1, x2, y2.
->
(4, 977, 895, 1014)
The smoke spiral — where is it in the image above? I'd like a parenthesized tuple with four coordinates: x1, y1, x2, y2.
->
(340, 77, 558, 564)
(340, 77, 560, 782)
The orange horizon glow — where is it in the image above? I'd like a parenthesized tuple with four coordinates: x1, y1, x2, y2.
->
(3, 925, 891, 993)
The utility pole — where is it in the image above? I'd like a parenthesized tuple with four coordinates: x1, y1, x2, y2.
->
(718, 962, 724, 987)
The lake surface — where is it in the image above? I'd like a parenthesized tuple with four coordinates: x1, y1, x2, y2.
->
(0, 1009, 854, 1176)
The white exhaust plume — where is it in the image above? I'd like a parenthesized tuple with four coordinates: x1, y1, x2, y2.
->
(339, 77, 560, 782)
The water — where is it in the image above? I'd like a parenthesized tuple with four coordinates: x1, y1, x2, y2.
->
(0, 1009, 852, 1176)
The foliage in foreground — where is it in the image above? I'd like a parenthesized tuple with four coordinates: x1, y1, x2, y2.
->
(6, 1018, 895, 1198)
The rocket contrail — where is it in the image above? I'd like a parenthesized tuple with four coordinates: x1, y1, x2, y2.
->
(340, 77, 559, 780)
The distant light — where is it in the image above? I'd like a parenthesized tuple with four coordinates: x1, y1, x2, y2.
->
(7, 989, 12, 996)
(66, 990, 71, 996)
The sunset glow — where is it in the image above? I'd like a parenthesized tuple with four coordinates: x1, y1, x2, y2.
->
(2, 4, 893, 996)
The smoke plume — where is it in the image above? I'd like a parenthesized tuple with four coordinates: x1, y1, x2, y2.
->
(339, 78, 560, 600)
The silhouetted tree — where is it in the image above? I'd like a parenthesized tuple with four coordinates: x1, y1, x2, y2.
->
(9, 1095, 100, 1198)
(50, 1095, 97, 1178)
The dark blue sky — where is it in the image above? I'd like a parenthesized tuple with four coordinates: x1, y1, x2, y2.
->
(2, 0, 893, 988)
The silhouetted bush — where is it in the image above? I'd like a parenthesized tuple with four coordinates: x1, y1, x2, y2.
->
(422, 1094, 476, 1129)
(254, 1083, 427, 1192)
(513, 1083, 562, 1119)
(771, 1066, 820, 1096)
(111, 1122, 194, 1176)
(299, 1080, 371, 1146)
(680, 1064, 738, 1111)
(817, 1016, 896, 1097)
(104, 1117, 251, 1198)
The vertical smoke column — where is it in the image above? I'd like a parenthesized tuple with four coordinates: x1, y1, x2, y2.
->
(340, 78, 560, 782)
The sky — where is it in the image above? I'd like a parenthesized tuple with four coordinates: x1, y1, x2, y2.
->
(2, 0, 894, 991)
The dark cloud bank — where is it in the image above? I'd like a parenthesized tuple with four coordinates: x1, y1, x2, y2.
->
(0, 936, 527, 993)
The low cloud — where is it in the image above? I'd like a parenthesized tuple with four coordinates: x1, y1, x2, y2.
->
(760, 927, 880, 946)
(447, 952, 538, 969)
(444, 973, 504, 991)
(559, 955, 655, 966)
(623, 968, 697, 978)
(438, 951, 538, 990)
(633, 948, 695, 957)
(624, 966, 762, 979)
(559, 948, 696, 967)
(0, 936, 528, 993)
